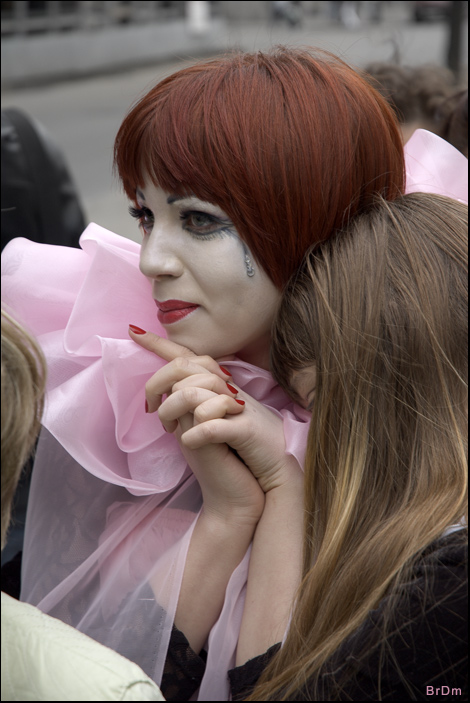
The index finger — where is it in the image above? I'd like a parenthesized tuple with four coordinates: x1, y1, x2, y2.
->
(128, 325, 232, 380)
(129, 325, 195, 361)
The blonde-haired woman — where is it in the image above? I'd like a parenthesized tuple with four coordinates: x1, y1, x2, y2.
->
(1, 310, 165, 701)
(259, 192, 467, 700)
(156, 192, 467, 700)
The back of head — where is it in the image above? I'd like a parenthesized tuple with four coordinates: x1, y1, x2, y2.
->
(363, 62, 461, 140)
(363, 62, 416, 122)
(439, 89, 468, 157)
(265, 193, 468, 699)
(115, 47, 404, 288)
(273, 192, 468, 416)
(1, 310, 46, 549)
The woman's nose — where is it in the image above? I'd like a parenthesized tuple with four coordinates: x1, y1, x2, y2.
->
(139, 227, 184, 279)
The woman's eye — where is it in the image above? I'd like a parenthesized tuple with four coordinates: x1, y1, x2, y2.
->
(180, 210, 226, 238)
(128, 205, 233, 240)
(128, 205, 154, 235)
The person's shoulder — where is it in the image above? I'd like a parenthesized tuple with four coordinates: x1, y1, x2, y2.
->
(382, 527, 467, 623)
(414, 527, 467, 581)
(318, 530, 467, 700)
(422, 525, 467, 554)
(1, 592, 165, 701)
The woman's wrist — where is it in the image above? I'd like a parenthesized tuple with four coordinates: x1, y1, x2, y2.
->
(199, 481, 265, 529)
(265, 466, 304, 498)
(236, 473, 304, 666)
(260, 454, 305, 496)
(174, 506, 258, 654)
(199, 501, 263, 534)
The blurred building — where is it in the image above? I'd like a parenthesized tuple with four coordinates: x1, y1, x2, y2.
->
(1, 1, 238, 88)
(1, 0, 280, 36)
(1, 2, 467, 89)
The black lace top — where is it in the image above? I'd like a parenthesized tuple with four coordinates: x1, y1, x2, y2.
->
(161, 529, 468, 701)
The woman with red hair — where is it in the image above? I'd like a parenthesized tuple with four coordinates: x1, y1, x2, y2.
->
(1, 47, 465, 701)
(114, 47, 404, 291)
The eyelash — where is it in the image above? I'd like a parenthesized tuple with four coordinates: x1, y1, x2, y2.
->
(128, 205, 232, 240)
(129, 206, 153, 235)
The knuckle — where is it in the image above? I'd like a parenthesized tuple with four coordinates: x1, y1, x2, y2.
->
(199, 374, 220, 392)
(214, 376, 227, 392)
(199, 355, 216, 369)
(194, 405, 209, 424)
(199, 423, 216, 443)
(182, 386, 199, 404)
(173, 356, 190, 372)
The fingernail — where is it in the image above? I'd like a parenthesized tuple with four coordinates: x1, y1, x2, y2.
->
(129, 324, 146, 335)
(226, 382, 238, 394)
(220, 366, 232, 376)
(235, 399, 245, 405)
(145, 399, 149, 413)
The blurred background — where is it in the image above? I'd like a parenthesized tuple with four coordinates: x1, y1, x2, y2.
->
(1, 1, 468, 242)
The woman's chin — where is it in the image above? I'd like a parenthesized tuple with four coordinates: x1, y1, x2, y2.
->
(164, 329, 228, 359)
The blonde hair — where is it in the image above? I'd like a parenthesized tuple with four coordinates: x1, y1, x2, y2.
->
(255, 193, 468, 700)
(1, 310, 46, 549)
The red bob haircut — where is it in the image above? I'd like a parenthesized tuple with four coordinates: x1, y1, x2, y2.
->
(114, 47, 405, 289)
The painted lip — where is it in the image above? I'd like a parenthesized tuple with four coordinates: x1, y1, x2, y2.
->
(154, 299, 200, 325)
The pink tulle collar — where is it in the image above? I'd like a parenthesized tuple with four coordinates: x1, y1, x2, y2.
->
(2, 222, 311, 496)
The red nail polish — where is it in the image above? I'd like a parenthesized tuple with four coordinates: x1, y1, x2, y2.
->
(220, 366, 232, 376)
(145, 399, 149, 413)
(129, 324, 146, 335)
(235, 399, 245, 405)
(226, 383, 238, 394)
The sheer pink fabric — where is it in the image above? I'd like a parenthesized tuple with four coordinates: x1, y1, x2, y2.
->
(1, 129, 466, 701)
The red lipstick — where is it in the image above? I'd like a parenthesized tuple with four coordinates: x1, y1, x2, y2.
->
(155, 299, 199, 325)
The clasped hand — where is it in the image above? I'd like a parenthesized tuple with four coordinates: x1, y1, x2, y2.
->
(128, 327, 302, 525)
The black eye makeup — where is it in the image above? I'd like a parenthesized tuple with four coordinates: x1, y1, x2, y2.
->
(128, 205, 154, 236)
(128, 204, 236, 241)
(179, 210, 236, 240)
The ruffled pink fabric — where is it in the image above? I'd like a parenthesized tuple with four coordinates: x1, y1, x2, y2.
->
(1, 129, 466, 701)
(3, 224, 308, 488)
(2, 223, 310, 700)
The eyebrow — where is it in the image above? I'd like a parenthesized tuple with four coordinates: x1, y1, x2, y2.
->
(135, 190, 194, 206)
(167, 194, 195, 205)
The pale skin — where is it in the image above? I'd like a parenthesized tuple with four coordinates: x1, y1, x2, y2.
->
(128, 327, 305, 665)
(128, 182, 306, 664)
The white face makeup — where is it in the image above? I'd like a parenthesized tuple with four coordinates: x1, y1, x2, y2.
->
(132, 182, 281, 368)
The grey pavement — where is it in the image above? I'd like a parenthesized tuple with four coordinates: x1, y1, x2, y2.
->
(2, 6, 468, 243)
